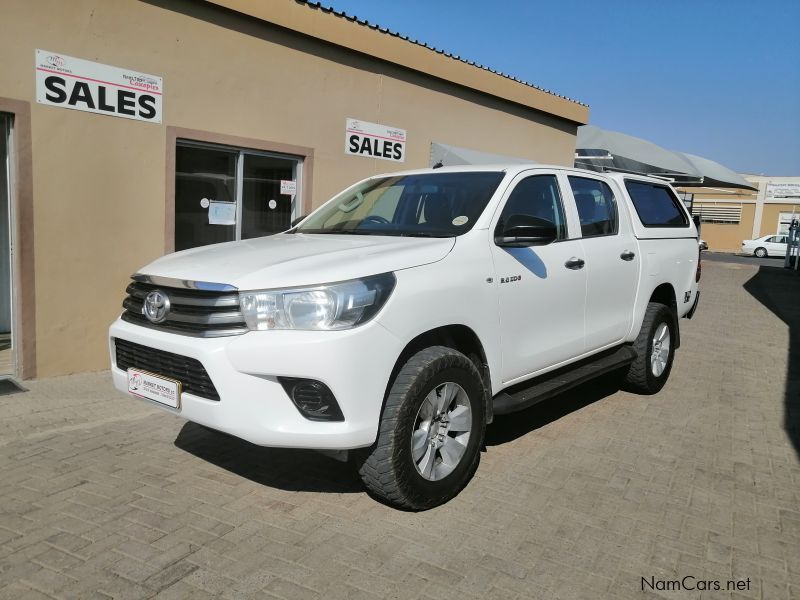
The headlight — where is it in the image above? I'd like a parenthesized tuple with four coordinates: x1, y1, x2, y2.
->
(239, 273, 396, 331)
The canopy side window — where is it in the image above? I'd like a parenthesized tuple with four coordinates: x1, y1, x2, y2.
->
(624, 180, 690, 228)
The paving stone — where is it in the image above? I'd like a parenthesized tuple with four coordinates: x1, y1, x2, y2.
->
(0, 262, 798, 599)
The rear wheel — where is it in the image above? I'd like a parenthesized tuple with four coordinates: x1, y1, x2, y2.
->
(754, 247, 768, 258)
(357, 346, 486, 510)
(622, 302, 676, 394)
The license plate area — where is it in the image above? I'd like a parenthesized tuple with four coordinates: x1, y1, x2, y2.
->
(127, 368, 182, 409)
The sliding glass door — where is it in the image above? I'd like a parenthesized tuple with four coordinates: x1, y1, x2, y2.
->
(175, 140, 302, 252)
(0, 114, 13, 375)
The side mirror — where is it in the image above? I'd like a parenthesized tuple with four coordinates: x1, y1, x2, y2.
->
(494, 215, 558, 247)
(291, 215, 306, 228)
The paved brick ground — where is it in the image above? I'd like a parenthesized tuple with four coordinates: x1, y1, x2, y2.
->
(1, 261, 799, 599)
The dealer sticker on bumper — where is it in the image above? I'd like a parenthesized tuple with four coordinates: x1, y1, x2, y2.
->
(127, 368, 181, 409)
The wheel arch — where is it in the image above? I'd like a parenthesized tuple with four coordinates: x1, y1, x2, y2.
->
(385, 324, 494, 424)
(648, 282, 680, 349)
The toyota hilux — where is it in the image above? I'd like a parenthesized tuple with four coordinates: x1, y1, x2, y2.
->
(109, 164, 701, 510)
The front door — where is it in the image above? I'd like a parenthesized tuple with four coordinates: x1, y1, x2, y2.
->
(767, 235, 787, 256)
(490, 172, 586, 384)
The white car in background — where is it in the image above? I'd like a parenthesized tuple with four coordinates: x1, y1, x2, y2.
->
(741, 234, 788, 258)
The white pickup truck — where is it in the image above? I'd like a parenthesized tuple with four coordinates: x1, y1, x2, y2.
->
(109, 164, 701, 509)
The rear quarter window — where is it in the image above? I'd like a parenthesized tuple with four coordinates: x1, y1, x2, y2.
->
(624, 180, 689, 228)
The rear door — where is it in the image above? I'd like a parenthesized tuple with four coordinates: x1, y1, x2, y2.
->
(566, 174, 638, 352)
(489, 171, 586, 384)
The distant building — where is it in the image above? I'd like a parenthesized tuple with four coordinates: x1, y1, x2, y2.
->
(684, 177, 800, 252)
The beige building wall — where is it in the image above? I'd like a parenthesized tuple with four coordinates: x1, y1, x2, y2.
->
(0, 0, 585, 376)
(696, 203, 756, 252)
(759, 203, 800, 237)
(682, 186, 757, 253)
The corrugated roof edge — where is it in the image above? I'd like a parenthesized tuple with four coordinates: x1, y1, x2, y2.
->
(295, 0, 587, 108)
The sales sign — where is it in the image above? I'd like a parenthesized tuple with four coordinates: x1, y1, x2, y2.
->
(766, 183, 800, 198)
(35, 49, 162, 123)
(345, 118, 406, 162)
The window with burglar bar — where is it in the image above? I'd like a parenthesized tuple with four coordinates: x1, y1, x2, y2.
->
(691, 202, 742, 224)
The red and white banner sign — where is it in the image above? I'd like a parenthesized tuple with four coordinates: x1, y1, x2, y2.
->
(35, 49, 163, 123)
(345, 118, 406, 162)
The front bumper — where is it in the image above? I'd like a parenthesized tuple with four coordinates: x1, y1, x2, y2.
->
(109, 318, 403, 449)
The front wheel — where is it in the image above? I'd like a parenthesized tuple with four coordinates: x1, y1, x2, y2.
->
(622, 302, 676, 394)
(754, 247, 768, 258)
(357, 346, 486, 510)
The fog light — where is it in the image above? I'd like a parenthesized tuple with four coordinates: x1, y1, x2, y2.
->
(278, 377, 344, 422)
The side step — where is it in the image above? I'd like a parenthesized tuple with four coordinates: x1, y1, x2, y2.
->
(493, 345, 637, 416)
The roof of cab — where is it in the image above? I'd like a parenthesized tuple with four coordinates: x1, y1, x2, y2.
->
(370, 164, 680, 187)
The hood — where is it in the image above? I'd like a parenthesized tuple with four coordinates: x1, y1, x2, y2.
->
(138, 233, 456, 290)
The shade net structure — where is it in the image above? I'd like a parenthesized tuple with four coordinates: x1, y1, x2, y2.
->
(675, 152, 756, 190)
(575, 125, 756, 191)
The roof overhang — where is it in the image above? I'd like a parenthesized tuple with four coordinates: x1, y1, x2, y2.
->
(205, 0, 589, 125)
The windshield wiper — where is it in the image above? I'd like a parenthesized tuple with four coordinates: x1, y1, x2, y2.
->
(300, 229, 395, 236)
(400, 232, 454, 238)
(297, 229, 453, 238)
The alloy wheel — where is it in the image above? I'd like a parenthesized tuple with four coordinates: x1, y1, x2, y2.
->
(651, 323, 671, 377)
(411, 382, 472, 481)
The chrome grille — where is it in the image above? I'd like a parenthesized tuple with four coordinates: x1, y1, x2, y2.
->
(121, 280, 248, 337)
(114, 338, 220, 401)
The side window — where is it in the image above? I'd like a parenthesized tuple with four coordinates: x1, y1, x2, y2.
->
(568, 176, 618, 237)
(496, 175, 567, 240)
(624, 180, 689, 228)
(765, 236, 778, 243)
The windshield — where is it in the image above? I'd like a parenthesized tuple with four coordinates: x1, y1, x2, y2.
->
(295, 171, 505, 237)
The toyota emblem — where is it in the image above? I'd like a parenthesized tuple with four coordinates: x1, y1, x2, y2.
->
(143, 290, 170, 323)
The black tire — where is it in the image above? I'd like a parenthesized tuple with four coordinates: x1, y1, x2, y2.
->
(754, 247, 768, 258)
(622, 302, 676, 394)
(357, 346, 486, 510)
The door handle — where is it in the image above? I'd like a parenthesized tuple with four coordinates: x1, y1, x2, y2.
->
(620, 250, 636, 261)
(564, 257, 585, 270)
